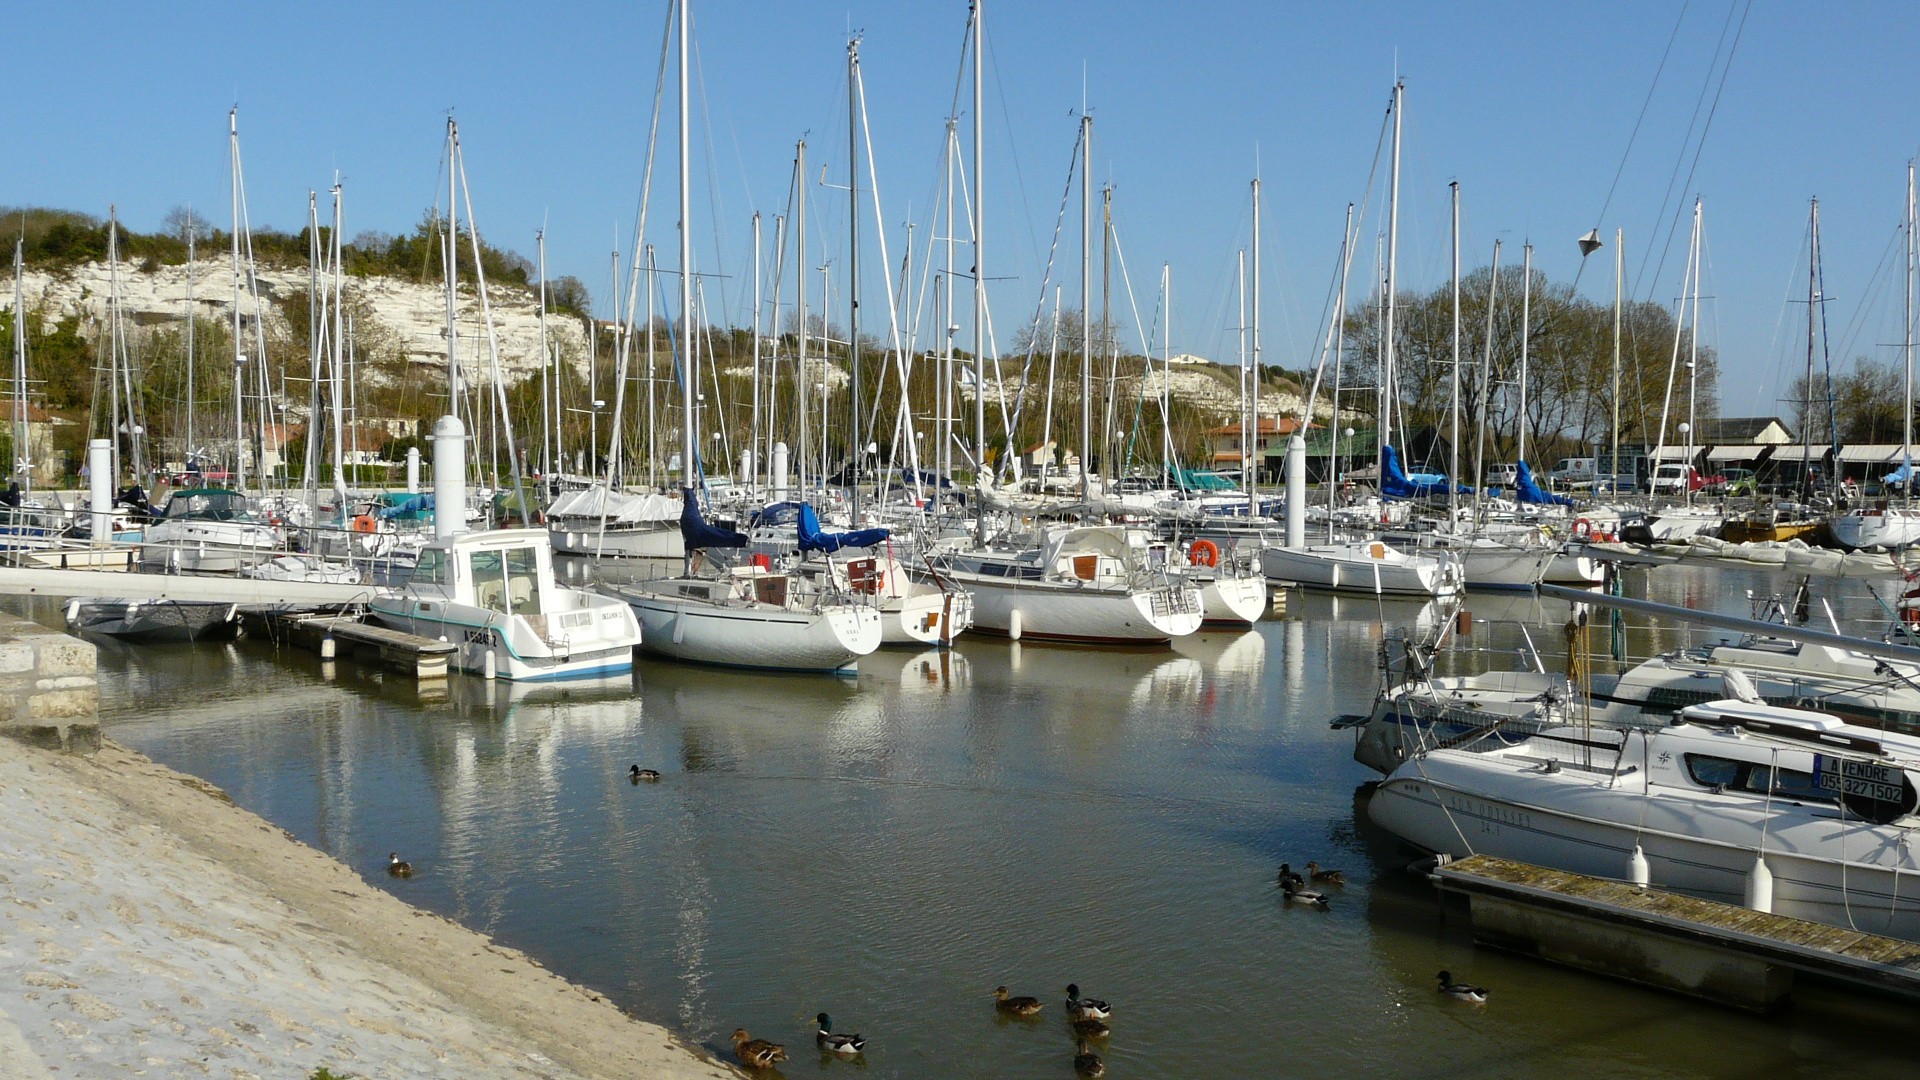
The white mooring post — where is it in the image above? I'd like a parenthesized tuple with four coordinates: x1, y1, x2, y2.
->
(1284, 435, 1306, 547)
(432, 415, 466, 541)
(87, 438, 112, 547)
(406, 446, 421, 494)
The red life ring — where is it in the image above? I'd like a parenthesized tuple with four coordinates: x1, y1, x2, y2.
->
(352, 515, 378, 533)
(1572, 518, 1593, 541)
(1188, 539, 1220, 568)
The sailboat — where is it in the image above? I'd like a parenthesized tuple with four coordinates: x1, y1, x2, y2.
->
(1832, 163, 1920, 551)
(598, 0, 883, 674)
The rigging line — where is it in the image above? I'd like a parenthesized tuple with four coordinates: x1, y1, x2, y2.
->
(691, 27, 735, 334)
(1574, 0, 1693, 294)
(1831, 223, 1904, 368)
(984, 29, 1047, 294)
(1000, 121, 1084, 441)
(1638, 0, 1752, 307)
(618, 4, 672, 344)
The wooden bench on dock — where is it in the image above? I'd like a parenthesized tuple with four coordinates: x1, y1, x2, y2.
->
(272, 613, 456, 681)
(1430, 854, 1920, 1009)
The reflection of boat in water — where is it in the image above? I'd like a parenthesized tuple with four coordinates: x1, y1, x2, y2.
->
(882, 648, 973, 692)
(1171, 629, 1267, 677)
(1281, 589, 1445, 634)
(64, 597, 242, 643)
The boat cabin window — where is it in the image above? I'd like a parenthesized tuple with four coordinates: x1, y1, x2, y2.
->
(1683, 753, 1832, 803)
(468, 547, 542, 615)
(410, 548, 448, 588)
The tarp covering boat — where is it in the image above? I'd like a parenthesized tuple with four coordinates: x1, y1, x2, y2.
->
(1886, 455, 1914, 485)
(1381, 445, 1469, 499)
(679, 487, 747, 549)
(1514, 460, 1575, 507)
(798, 502, 889, 553)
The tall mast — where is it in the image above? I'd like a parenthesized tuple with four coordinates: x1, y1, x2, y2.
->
(1518, 242, 1531, 465)
(107, 208, 124, 485)
(1327, 205, 1355, 540)
(537, 229, 550, 479)
(1611, 229, 1622, 486)
(1805, 197, 1820, 502)
(1473, 240, 1501, 527)
(678, 0, 695, 506)
(970, 0, 986, 538)
(1685, 198, 1702, 508)
(1906, 162, 1915, 487)
(11, 236, 24, 492)
(941, 120, 957, 490)
(1379, 80, 1403, 465)
(330, 183, 347, 506)
(1249, 177, 1262, 516)
(184, 209, 195, 479)
(1447, 181, 1460, 525)
(444, 119, 460, 429)
(229, 109, 246, 490)
(1078, 111, 1092, 508)
(750, 211, 762, 499)
(847, 36, 863, 517)
(794, 140, 808, 496)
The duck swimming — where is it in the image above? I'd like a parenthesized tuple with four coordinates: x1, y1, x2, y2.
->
(815, 1013, 865, 1055)
(387, 853, 413, 878)
(1437, 970, 1489, 1003)
(731, 1028, 788, 1068)
(1073, 1041, 1106, 1077)
(993, 986, 1044, 1016)
(1306, 861, 1346, 885)
(1069, 1016, 1111, 1039)
(1282, 879, 1330, 911)
(1277, 863, 1306, 890)
(629, 765, 661, 783)
(1064, 984, 1111, 1021)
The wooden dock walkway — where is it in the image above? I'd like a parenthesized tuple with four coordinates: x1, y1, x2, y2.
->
(259, 612, 456, 681)
(1430, 854, 1920, 1008)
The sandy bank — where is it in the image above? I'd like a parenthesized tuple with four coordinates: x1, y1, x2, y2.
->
(0, 736, 741, 1079)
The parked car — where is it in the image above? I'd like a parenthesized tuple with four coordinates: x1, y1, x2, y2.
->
(1485, 463, 1519, 488)
(168, 465, 234, 487)
(1712, 467, 1755, 496)
(1546, 457, 1598, 488)
(1648, 463, 1707, 494)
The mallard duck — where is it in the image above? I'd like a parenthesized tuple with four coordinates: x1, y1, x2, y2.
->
(993, 986, 1044, 1016)
(1073, 1041, 1107, 1077)
(1277, 863, 1305, 890)
(1437, 970, 1488, 1003)
(1306, 861, 1346, 885)
(1064, 983, 1111, 1021)
(731, 1028, 788, 1068)
(815, 1013, 865, 1055)
(387, 853, 413, 878)
(1282, 879, 1330, 910)
(1069, 1016, 1111, 1039)
(629, 765, 661, 783)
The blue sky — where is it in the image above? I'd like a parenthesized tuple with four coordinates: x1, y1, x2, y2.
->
(5, 1, 1918, 419)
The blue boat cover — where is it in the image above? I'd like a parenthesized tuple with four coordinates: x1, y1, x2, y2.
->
(1514, 460, 1575, 507)
(901, 467, 953, 489)
(679, 487, 747, 549)
(1381, 444, 1471, 499)
(798, 502, 890, 553)
(376, 494, 434, 520)
(1886, 456, 1914, 485)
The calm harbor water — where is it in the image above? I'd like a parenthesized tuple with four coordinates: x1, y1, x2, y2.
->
(16, 562, 1920, 1078)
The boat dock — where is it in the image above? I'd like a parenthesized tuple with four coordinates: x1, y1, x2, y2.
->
(252, 611, 456, 681)
(0, 565, 377, 607)
(1430, 854, 1920, 1010)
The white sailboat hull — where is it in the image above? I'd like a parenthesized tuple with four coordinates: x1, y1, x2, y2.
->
(549, 521, 685, 558)
(1829, 507, 1920, 551)
(1259, 542, 1460, 598)
(615, 585, 882, 673)
(936, 572, 1202, 645)
(1184, 571, 1268, 626)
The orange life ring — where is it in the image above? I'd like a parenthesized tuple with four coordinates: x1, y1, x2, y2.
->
(352, 515, 378, 533)
(1571, 517, 1593, 541)
(1188, 539, 1220, 568)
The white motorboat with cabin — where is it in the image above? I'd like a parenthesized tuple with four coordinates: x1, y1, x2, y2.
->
(369, 526, 641, 681)
(1368, 696, 1920, 941)
(138, 488, 284, 573)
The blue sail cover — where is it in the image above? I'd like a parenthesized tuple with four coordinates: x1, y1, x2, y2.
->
(679, 487, 747, 549)
(1886, 456, 1914, 485)
(798, 502, 890, 554)
(1514, 460, 1575, 507)
(901, 467, 953, 489)
(1381, 444, 1471, 499)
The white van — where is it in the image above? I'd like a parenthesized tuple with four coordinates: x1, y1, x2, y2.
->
(1486, 463, 1519, 488)
(1546, 458, 1598, 488)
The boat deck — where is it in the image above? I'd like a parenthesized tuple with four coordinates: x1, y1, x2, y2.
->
(1431, 854, 1920, 1004)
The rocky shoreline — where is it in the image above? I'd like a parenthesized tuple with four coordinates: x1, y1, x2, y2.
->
(0, 735, 739, 1079)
